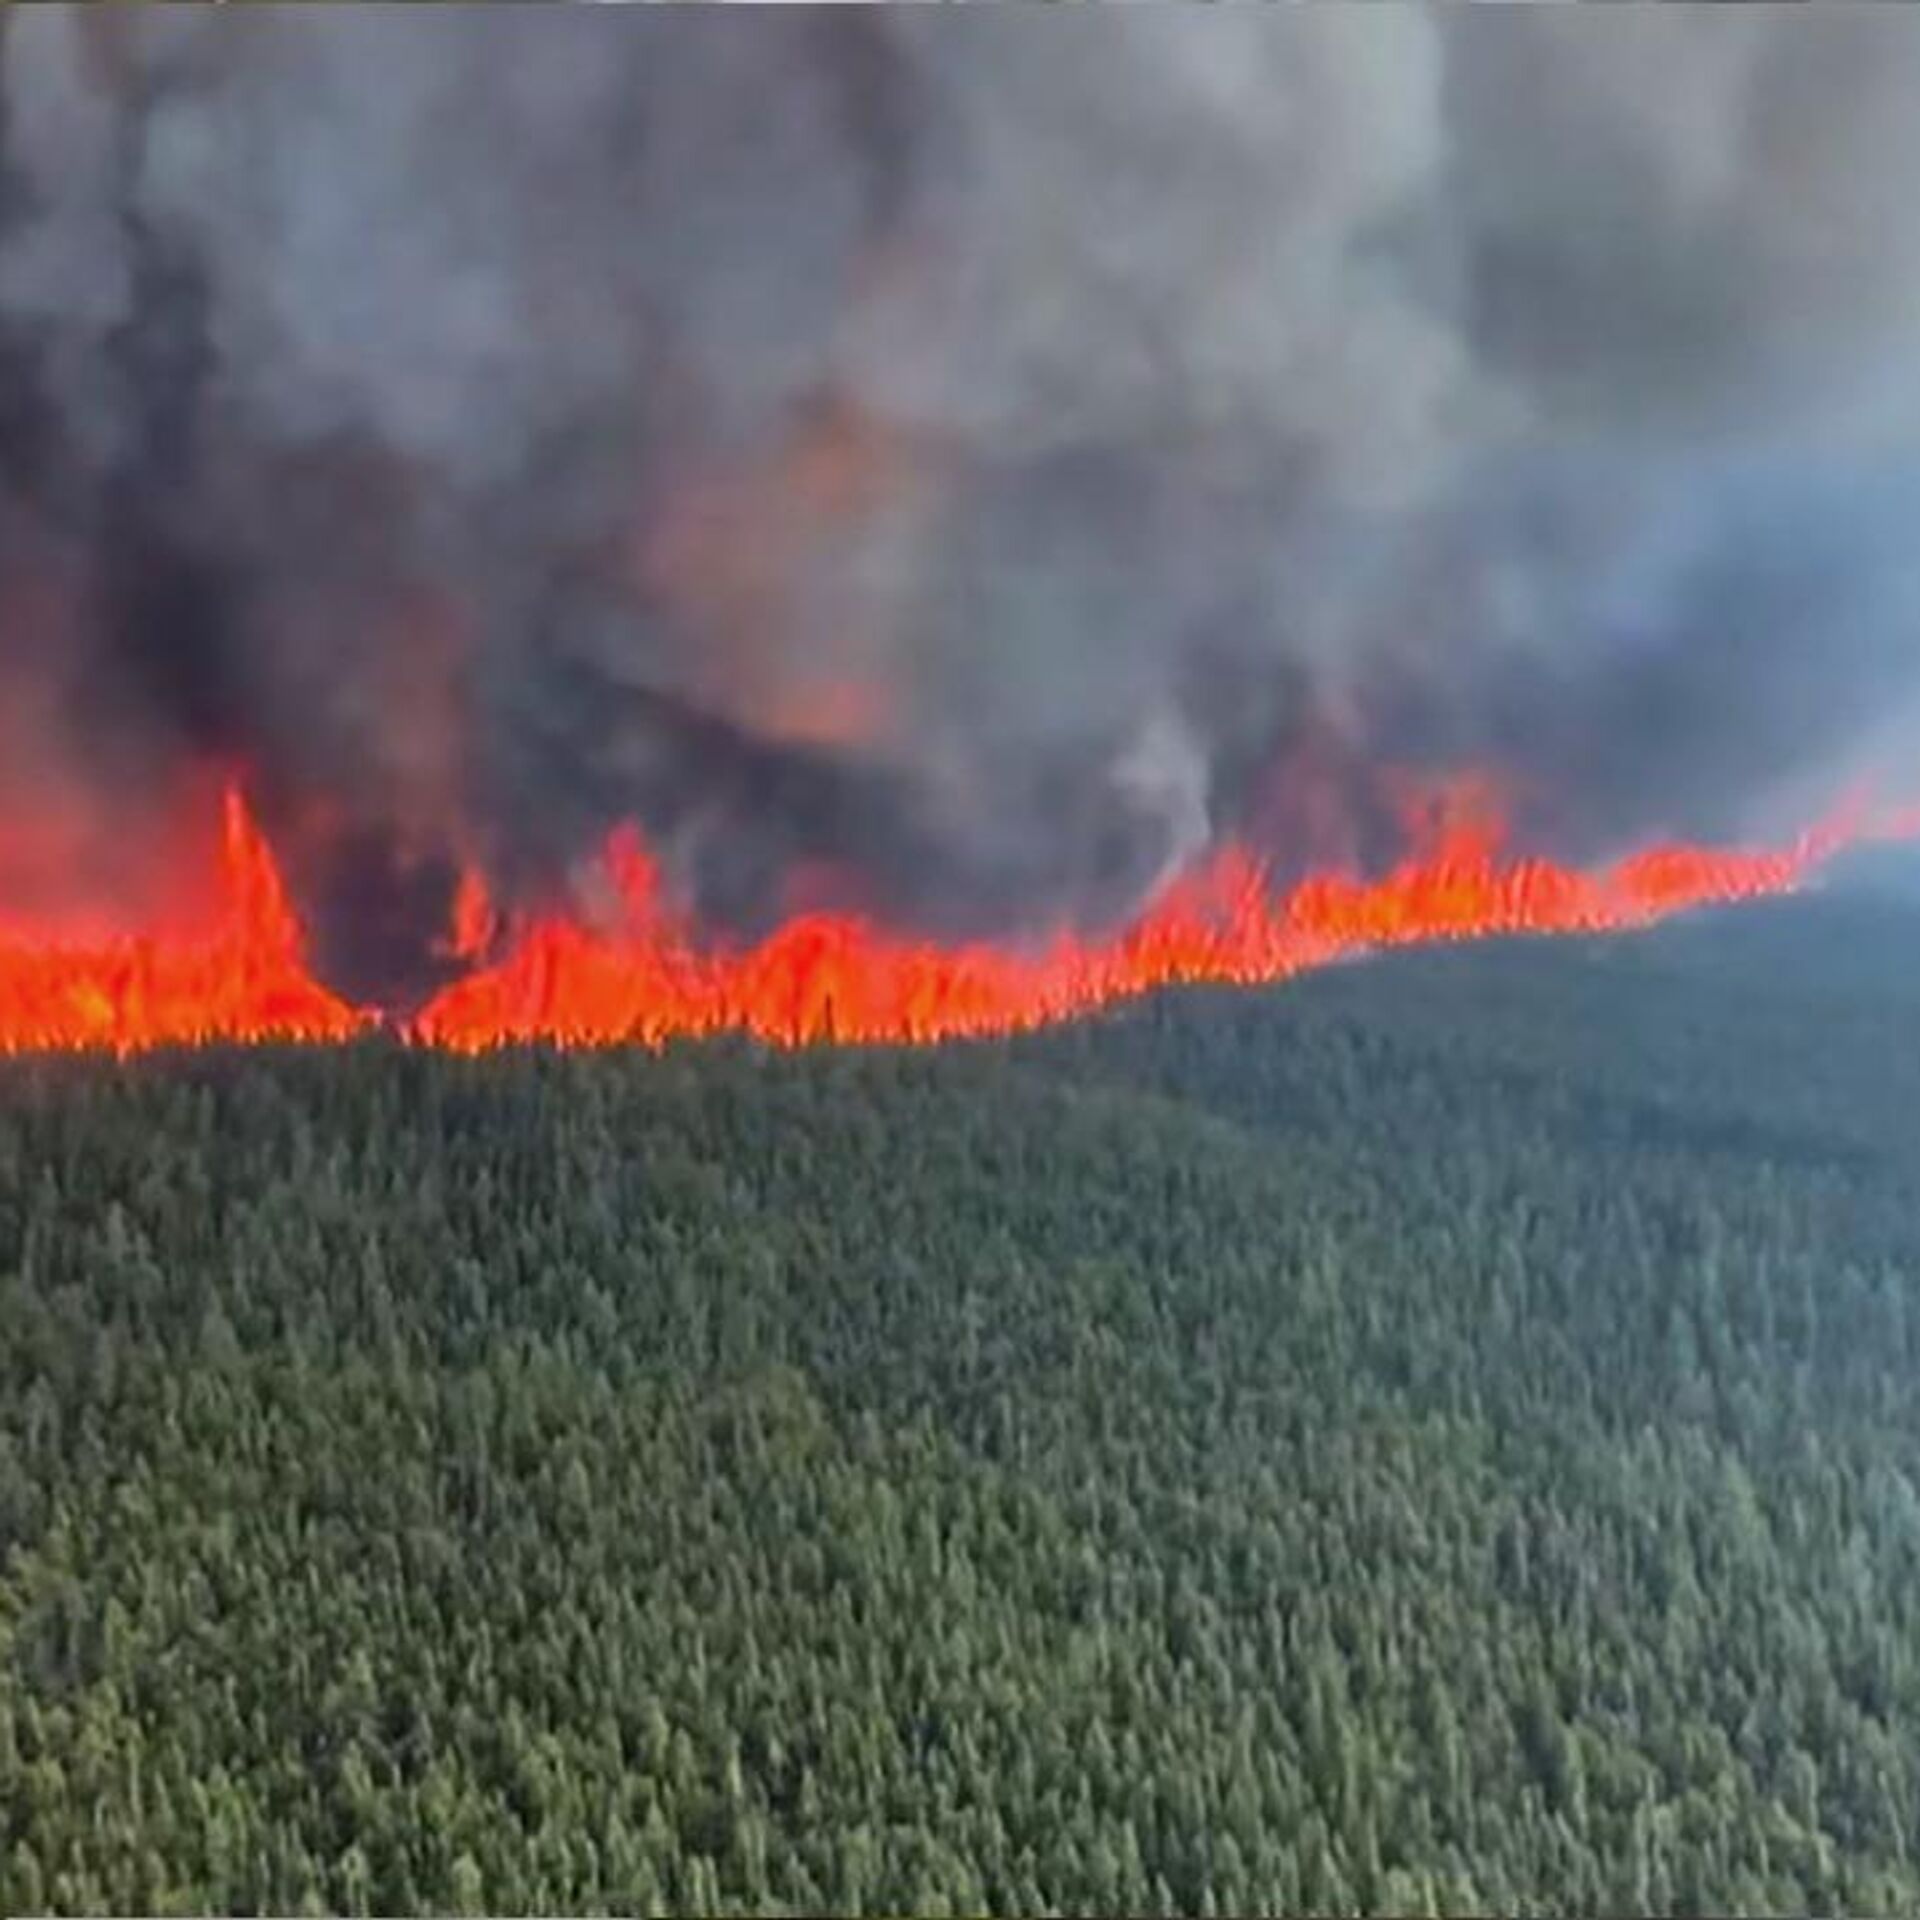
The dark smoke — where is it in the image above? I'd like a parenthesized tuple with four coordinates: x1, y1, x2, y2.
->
(3, 7, 1919, 1001)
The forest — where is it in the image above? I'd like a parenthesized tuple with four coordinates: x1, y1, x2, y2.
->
(7, 876, 1920, 1914)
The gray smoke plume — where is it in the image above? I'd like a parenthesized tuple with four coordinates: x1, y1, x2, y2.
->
(3, 5, 1919, 1003)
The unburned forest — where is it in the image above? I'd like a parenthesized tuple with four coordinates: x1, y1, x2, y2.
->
(6, 884, 1920, 1914)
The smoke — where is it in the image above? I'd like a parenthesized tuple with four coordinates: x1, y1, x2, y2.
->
(3, 5, 1920, 1002)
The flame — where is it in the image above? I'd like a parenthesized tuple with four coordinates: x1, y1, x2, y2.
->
(0, 778, 1910, 1057)
(0, 788, 364, 1053)
(408, 802, 1866, 1052)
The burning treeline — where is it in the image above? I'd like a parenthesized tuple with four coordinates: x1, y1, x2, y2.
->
(3, 8, 1920, 1052)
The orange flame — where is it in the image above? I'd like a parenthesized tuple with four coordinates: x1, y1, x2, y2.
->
(408, 802, 1868, 1053)
(0, 788, 365, 1053)
(0, 779, 1909, 1057)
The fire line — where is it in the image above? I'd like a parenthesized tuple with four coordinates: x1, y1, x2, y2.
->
(0, 783, 1909, 1057)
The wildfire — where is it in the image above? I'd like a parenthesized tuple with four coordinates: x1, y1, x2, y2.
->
(0, 788, 364, 1053)
(0, 778, 1901, 1057)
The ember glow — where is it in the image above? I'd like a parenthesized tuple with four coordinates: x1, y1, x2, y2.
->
(0, 782, 1902, 1056)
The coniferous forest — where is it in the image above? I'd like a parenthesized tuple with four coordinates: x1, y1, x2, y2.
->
(7, 883, 1920, 1915)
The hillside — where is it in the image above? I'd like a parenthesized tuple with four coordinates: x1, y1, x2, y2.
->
(7, 888, 1920, 1914)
